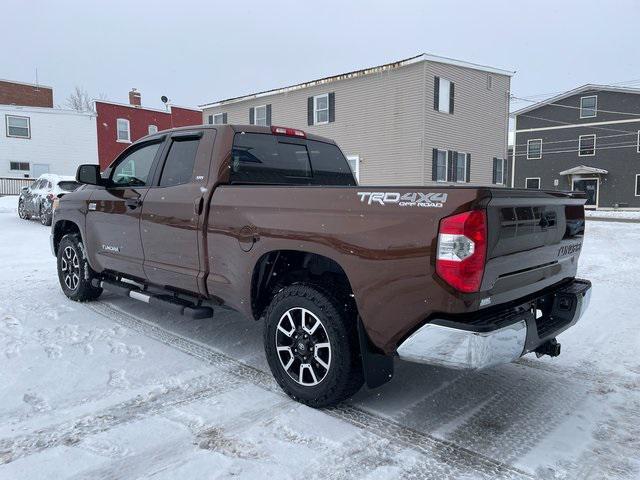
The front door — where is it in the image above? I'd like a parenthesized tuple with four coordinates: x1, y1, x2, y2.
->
(85, 140, 164, 280)
(140, 130, 210, 294)
(572, 178, 599, 207)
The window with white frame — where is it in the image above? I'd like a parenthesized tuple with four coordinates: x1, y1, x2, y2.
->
(526, 177, 541, 189)
(636, 174, 640, 197)
(579, 134, 596, 156)
(456, 152, 467, 182)
(213, 113, 225, 125)
(6, 115, 30, 138)
(148, 125, 158, 135)
(436, 150, 448, 182)
(346, 155, 360, 182)
(116, 118, 131, 142)
(437, 78, 452, 113)
(580, 95, 597, 118)
(314, 94, 329, 125)
(9, 161, 30, 171)
(494, 158, 505, 184)
(254, 105, 267, 126)
(527, 139, 542, 159)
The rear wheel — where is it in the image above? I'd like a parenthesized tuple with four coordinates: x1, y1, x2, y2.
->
(57, 234, 102, 302)
(18, 200, 30, 220)
(40, 207, 52, 226)
(263, 284, 363, 407)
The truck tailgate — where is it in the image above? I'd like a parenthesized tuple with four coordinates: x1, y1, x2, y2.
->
(481, 188, 587, 306)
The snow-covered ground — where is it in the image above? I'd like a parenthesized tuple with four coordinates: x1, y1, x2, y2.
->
(0, 194, 639, 479)
(586, 210, 640, 220)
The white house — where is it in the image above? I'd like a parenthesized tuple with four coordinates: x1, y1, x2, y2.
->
(0, 104, 98, 178)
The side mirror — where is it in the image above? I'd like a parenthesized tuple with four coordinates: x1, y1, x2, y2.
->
(76, 164, 104, 186)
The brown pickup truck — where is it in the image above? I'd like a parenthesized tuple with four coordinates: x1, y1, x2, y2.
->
(51, 124, 591, 407)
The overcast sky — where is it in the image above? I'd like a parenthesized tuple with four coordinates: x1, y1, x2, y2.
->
(2, 0, 639, 114)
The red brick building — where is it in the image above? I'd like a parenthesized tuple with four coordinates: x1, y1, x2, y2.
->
(95, 89, 201, 169)
(0, 79, 53, 108)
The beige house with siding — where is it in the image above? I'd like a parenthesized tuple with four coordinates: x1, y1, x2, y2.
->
(200, 53, 513, 186)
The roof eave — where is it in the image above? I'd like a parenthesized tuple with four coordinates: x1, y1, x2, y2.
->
(200, 53, 514, 108)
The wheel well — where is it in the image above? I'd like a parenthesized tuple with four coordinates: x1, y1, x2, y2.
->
(52, 220, 81, 256)
(251, 250, 355, 320)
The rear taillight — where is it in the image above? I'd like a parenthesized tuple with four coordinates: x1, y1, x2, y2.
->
(436, 209, 487, 293)
(270, 126, 306, 138)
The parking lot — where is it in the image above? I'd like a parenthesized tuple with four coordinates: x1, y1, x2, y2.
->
(1, 195, 639, 479)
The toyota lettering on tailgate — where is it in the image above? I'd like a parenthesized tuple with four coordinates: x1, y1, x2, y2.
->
(357, 191, 448, 208)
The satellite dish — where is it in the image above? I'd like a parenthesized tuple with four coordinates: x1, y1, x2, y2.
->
(161, 95, 168, 104)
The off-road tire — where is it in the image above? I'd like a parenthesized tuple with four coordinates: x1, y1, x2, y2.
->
(57, 234, 103, 302)
(18, 200, 30, 220)
(264, 284, 364, 408)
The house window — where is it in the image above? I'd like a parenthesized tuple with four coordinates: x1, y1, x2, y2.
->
(148, 125, 158, 135)
(493, 158, 505, 184)
(580, 96, 597, 118)
(116, 118, 131, 143)
(636, 174, 640, 196)
(456, 152, 467, 182)
(637, 130, 640, 153)
(436, 150, 448, 182)
(9, 161, 30, 171)
(436, 78, 453, 113)
(579, 134, 596, 156)
(487, 74, 493, 91)
(346, 155, 360, 182)
(213, 113, 225, 125)
(254, 105, 267, 126)
(527, 139, 542, 159)
(314, 94, 329, 125)
(6, 115, 30, 138)
(526, 177, 541, 189)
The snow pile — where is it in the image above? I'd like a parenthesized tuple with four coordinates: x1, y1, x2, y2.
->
(586, 209, 640, 220)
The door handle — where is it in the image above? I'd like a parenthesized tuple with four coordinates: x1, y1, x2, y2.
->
(125, 198, 142, 209)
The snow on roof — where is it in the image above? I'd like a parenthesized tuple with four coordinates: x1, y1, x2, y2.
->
(200, 53, 515, 108)
(0, 104, 95, 117)
(512, 84, 640, 117)
(94, 100, 201, 114)
(559, 165, 608, 175)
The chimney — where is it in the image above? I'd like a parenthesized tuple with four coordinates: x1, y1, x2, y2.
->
(128, 88, 141, 106)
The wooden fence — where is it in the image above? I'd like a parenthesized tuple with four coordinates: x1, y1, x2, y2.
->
(0, 177, 34, 196)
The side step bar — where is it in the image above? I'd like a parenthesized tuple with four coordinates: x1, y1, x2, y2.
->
(98, 278, 214, 319)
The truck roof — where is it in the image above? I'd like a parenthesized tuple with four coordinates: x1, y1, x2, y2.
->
(149, 124, 338, 145)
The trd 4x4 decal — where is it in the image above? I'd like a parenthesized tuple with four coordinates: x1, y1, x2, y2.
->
(357, 191, 448, 208)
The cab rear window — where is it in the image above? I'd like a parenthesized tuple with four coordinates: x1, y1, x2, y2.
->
(230, 133, 356, 186)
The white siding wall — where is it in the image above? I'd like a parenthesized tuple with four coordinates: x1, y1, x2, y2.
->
(0, 105, 98, 178)
(203, 60, 510, 186)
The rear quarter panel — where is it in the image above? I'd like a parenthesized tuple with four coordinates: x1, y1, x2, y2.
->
(206, 185, 486, 353)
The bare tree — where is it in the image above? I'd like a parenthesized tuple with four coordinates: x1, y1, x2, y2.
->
(66, 86, 102, 113)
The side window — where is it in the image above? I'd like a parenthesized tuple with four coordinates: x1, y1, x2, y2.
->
(159, 138, 200, 187)
(230, 133, 312, 184)
(111, 142, 161, 187)
(307, 140, 356, 185)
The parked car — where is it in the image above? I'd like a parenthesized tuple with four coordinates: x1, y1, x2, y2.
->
(18, 174, 80, 226)
(50, 125, 591, 407)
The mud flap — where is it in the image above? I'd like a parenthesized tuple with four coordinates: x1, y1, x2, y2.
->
(357, 317, 394, 389)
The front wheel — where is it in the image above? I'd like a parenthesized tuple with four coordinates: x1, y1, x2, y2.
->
(57, 234, 103, 302)
(18, 200, 30, 220)
(263, 284, 363, 408)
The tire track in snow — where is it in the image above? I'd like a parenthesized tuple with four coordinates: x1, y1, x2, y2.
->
(85, 300, 535, 480)
(0, 369, 244, 465)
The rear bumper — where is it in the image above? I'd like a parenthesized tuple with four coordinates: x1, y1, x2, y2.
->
(396, 278, 591, 369)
